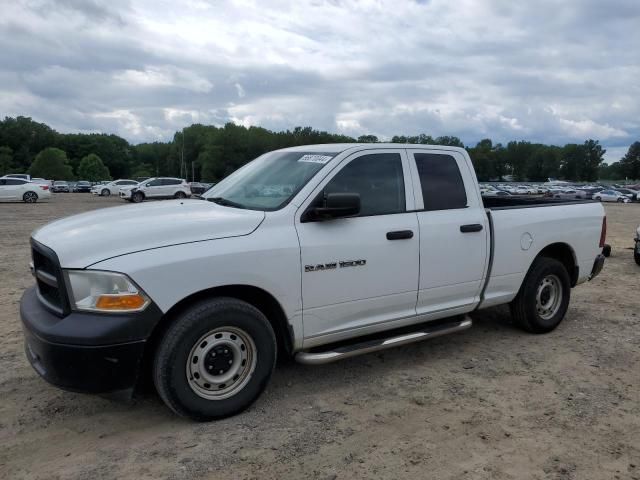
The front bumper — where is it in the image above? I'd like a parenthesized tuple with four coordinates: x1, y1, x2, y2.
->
(589, 254, 605, 280)
(20, 286, 162, 394)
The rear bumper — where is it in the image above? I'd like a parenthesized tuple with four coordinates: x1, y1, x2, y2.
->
(589, 254, 605, 280)
(20, 286, 162, 394)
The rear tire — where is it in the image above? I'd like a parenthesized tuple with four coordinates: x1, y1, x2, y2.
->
(635, 246, 640, 266)
(617, 198, 623, 203)
(101, 189, 110, 196)
(594, 196, 601, 201)
(510, 257, 571, 333)
(153, 297, 277, 421)
(23, 191, 38, 203)
(174, 191, 187, 199)
(132, 191, 144, 203)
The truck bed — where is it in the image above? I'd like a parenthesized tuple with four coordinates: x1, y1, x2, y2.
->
(482, 196, 594, 210)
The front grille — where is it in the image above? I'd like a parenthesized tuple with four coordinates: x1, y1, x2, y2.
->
(31, 240, 69, 316)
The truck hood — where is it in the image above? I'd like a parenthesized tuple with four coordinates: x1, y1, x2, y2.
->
(32, 199, 265, 268)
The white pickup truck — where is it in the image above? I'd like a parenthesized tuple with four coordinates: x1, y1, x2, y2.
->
(20, 144, 606, 421)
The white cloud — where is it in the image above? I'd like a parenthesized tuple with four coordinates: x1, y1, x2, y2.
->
(0, 0, 638, 160)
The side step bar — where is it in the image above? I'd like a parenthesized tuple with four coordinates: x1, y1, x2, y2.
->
(295, 316, 472, 365)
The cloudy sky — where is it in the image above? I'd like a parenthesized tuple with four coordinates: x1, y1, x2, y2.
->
(1, 0, 639, 161)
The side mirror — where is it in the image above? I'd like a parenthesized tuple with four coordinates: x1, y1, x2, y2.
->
(302, 192, 361, 222)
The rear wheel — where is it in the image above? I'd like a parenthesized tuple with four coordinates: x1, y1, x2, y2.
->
(153, 297, 277, 421)
(174, 191, 187, 199)
(510, 257, 571, 333)
(101, 189, 110, 196)
(23, 191, 38, 203)
(635, 244, 640, 266)
(617, 197, 624, 203)
(594, 196, 601, 201)
(132, 191, 144, 203)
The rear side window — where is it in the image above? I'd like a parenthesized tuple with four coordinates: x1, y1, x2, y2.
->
(324, 153, 405, 216)
(414, 153, 467, 211)
(163, 179, 181, 186)
(6, 179, 25, 185)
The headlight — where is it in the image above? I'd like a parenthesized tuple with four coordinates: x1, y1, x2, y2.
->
(65, 270, 150, 313)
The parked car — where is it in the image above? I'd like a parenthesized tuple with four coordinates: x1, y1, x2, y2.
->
(3, 173, 31, 181)
(52, 181, 70, 193)
(189, 182, 214, 195)
(74, 181, 92, 193)
(635, 226, 640, 266)
(613, 188, 639, 201)
(91, 179, 139, 196)
(0, 177, 51, 202)
(593, 190, 631, 203)
(119, 177, 191, 203)
(20, 144, 606, 420)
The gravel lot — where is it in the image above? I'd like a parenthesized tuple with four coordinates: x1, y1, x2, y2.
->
(1, 194, 639, 480)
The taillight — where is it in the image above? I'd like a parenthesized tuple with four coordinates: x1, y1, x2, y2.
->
(40, 185, 49, 190)
(599, 216, 607, 248)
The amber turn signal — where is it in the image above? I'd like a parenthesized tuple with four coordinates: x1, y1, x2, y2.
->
(95, 294, 147, 310)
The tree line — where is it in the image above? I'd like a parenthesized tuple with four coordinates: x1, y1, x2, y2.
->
(0, 116, 638, 182)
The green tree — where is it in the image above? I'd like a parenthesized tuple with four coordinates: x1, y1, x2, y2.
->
(29, 147, 73, 180)
(619, 142, 640, 180)
(582, 139, 605, 181)
(0, 146, 15, 174)
(77, 153, 111, 181)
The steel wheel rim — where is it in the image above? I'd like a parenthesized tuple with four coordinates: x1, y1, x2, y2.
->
(536, 274, 562, 320)
(24, 192, 37, 203)
(186, 326, 257, 400)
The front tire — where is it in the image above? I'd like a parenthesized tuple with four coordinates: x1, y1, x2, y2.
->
(153, 297, 277, 421)
(635, 245, 640, 266)
(617, 198, 623, 203)
(510, 257, 571, 333)
(594, 196, 601, 201)
(23, 191, 38, 203)
(132, 191, 144, 203)
(101, 189, 110, 196)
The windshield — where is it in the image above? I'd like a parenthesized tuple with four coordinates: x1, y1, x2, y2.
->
(203, 151, 337, 210)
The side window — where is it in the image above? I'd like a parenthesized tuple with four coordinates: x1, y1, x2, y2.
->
(0, 179, 6, 186)
(126, 181, 138, 185)
(115, 181, 125, 185)
(414, 153, 467, 211)
(163, 179, 181, 186)
(6, 179, 25, 185)
(324, 153, 405, 216)
(146, 179, 162, 187)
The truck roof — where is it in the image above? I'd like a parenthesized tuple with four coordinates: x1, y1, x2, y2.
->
(277, 143, 467, 154)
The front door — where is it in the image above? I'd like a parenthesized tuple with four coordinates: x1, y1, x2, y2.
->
(296, 149, 420, 345)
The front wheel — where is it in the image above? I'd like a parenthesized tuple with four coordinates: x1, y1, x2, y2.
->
(594, 196, 601, 201)
(132, 191, 144, 203)
(510, 257, 571, 333)
(23, 191, 38, 203)
(101, 189, 110, 196)
(635, 244, 640, 266)
(153, 297, 277, 421)
(617, 198, 624, 203)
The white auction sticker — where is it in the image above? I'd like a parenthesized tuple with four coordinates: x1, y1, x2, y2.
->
(298, 154, 333, 164)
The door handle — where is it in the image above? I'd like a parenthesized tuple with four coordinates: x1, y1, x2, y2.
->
(460, 224, 483, 233)
(387, 230, 414, 240)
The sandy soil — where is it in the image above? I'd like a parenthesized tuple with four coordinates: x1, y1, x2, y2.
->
(1, 195, 639, 480)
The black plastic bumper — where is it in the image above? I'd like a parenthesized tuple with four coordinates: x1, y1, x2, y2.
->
(589, 254, 605, 280)
(20, 286, 162, 394)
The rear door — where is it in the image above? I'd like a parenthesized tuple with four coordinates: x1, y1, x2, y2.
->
(407, 149, 489, 317)
(296, 149, 420, 345)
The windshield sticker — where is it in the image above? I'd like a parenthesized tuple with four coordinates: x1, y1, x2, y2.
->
(298, 154, 333, 164)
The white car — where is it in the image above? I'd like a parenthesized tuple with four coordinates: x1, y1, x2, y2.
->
(119, 177, 191, 203)
(91, 179, 139, 196)
(20, 144, 606, 421)
(0, 177, 51, 202)
(593, 190, 630, 203)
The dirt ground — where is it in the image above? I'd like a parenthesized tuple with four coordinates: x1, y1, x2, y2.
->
(1, 194, 639, 480)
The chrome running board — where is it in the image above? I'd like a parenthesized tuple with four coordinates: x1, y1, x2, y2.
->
(295, 315, 472, 365)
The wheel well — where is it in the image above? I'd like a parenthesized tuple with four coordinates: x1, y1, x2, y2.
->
(141, 285, 293, 384)
(537, 243, 578, 286)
